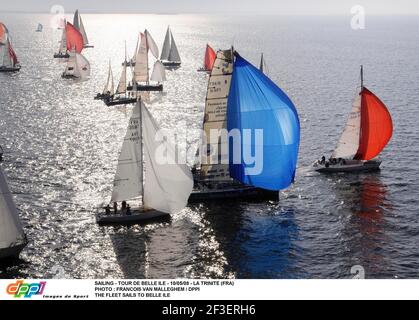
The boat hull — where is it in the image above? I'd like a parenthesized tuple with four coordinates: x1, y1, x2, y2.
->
(54, 53, 70, 59)
(162, 61, 181, 69)
(105, 98, 137, 106)
(83, 45, 94, 49)
(122, 61, 136, 67)
(127, 84, 163, 92)
(197, 68, 210, 73)
(314, 160, 382, 173)
(61, 74, 79, 79)
(189, 185, 278, 203)
(0, 66, 21, 73)
(94, 93, 110, 101)
(0, 243, 26, 260)
(97, 210, 171, 226)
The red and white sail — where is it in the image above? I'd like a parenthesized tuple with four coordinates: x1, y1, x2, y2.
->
(66, 22, 84, 53)
(333, 86, 393, 161)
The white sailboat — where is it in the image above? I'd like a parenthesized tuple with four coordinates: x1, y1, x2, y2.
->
(62, 49, 91, 80)
(97, 99, 193, 226)
(129, 30, 166, 92)
(103, 46, 137, 106)
(0, 166, 27, 260)
(122, 35, 139, 67)
(54, 19, 69, 58)
(73, 10, 93, 48)
(36, 23, 43, 32)
(160, 26, 181, 68)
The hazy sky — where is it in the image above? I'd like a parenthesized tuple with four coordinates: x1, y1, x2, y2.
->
(1, 0, 418, 15)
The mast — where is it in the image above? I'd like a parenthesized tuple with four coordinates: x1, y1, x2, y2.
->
(138, 98, 145, 206)
(145, 30, 149, 85)
(361, 65, 364, 89)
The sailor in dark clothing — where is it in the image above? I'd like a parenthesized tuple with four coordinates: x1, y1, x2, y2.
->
(126, 205, 132, 216)
(105, 205, 111, 215)
(113, 202, 118, 214)
(121, 201, 127, 215)
(320, 156, 326, 165)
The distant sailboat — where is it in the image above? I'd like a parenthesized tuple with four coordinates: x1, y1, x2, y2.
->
(160, 26, 181, 68)
(36, 23, 43, 32)
(259, 53, 269, 76)
(97, 99, 194, 226)
(73, 10, 93, 48)
(314, 66, 393, 173)
(197, 44, 216, 73)
(0, 23, 21, 72)
(128, 30, 166, 92)
(0, 165, 27, 260)
(102, 45, 137, 106)
(95, 60, 114, 100)
(189, 49, 300, 202)
(54, 19, 70, 58)
(122, 35, 139, 67)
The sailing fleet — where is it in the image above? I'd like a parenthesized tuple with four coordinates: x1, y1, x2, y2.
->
(0, 15, 395, 259)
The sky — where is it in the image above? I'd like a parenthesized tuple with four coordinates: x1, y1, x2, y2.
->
(1, 0, 419, 15)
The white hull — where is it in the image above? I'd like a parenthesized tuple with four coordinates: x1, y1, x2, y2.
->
(314, 160, 381, 173)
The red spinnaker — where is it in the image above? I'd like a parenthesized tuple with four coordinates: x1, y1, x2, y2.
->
(66, 22, 84, 53)
(354, 88, 393, 161)
(204, 44, 216, 71)
(0, 22, 8, 43)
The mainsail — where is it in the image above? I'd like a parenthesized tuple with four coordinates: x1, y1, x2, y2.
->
(73, 10, 89, 46)
(73, 10, 80, 29)
(111, 104, 143, 202)
(133, 33, 149, 83)
(64, 50, 90, 79)
(200, 49, 234, 181)
(204, 44, 216, 71)
(116, 63, 127, 94)
(66, 22, 84, 53)
(227, 53, 300, 191)
(103, 61, 115, 95)
(0, 166, 26, 249)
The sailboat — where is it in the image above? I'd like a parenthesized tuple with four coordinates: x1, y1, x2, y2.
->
(160, 26, 181, 68)
(314, 66, 393, 173)
(259, 53, 269, 76)
(0, 23, 21, 73)
(73, 10, 93, 48)
(36, 23, 43, 32)
(54, 19, 70, 58)
(127, 30, 166, 92)
(0, 165, 27, 260)
(95, 60, 114, 100)
(103, 45, 137, 106)
(97, 99, 194, 226)
(62, 23, 90, 79)
(189, 49, 300, 202)
(122, 36, 139, 67)
(197, 44, 216, 73)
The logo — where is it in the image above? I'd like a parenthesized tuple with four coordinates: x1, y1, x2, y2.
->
(6, 280, 46, 298)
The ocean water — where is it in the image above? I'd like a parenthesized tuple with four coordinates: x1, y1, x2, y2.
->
(1, 13, 418, 279)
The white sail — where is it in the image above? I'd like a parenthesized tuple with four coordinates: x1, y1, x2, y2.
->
(260, 53, 269, 76)
(58, 24, 67, 54)
(36, 23, 43, 32)
(142, 103, 193, 214)
(132, 34, 140, 63)
(103, 61, 114, 95)
(75, 53, 90, 79)
(0, 166, 25, 249)
(78, 15, 89, 46)
(73, 10, 80, 30)
(63, 50, 77, 76)
(332, 91, 362, 159)
(116, 63, 127, 94)
(200, 49, 234, 181)
(145, 30, 159, 60)
(133, 33, 149, 83)
(0, 40, 12, 68)
(111, 104, 143, 203)
(150, 61, 166, 83)
(168, 32, 181, 62)
(160, 27, 171, 61)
